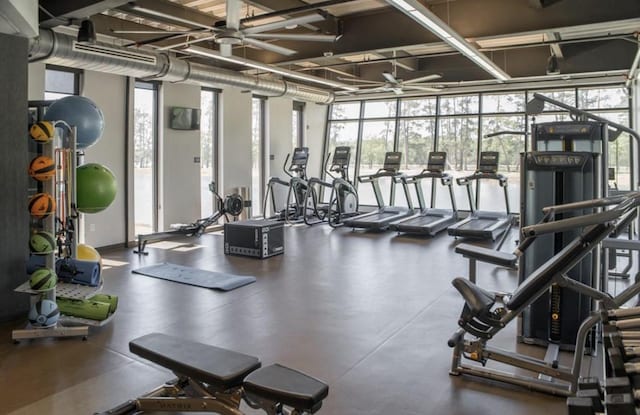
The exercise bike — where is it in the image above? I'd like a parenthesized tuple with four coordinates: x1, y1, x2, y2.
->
(303, 146, 359, 227)
(134, 182, 244, 255)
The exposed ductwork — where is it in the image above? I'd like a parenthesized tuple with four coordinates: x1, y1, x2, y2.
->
(28, 29, 335, 104)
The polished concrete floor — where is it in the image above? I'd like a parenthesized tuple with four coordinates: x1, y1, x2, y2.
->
(1, 224, 614, 414)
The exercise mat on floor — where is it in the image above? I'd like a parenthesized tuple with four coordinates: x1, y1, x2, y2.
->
(132, 263, 256, 291)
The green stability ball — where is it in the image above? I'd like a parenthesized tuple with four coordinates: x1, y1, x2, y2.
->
(77, 163, 117, 214)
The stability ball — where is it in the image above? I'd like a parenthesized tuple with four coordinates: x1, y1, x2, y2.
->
(44, 96, 105, 149)
(76, 163, 117, 214)
(77, 243, 102, 266)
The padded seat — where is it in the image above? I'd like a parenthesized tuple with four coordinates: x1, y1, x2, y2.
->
(129, 333, 261, 391)
(452, 277, 496, 315)
(455, 243, 518, 269)
(244, 364, 329, 413)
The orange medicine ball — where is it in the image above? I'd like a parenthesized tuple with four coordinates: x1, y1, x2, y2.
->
(28, 156, 56, 181)
(28, 193, 56, 218)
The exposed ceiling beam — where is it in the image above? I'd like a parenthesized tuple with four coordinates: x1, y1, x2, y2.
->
(39, 0, 131, 28)
(252, 0, 640, 65)
(117, 0, 224, 29)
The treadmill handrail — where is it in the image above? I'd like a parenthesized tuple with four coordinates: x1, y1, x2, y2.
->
(406, 169, 452, 182)
(358, 169, 403, 183)
(457, 172, 507, 187)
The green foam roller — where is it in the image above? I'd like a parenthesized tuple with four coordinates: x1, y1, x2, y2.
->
(88, 294, 118, 313)
(56, 298, 110, 321)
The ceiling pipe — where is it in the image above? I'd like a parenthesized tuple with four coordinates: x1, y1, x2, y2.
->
(28, 29, 335, 104)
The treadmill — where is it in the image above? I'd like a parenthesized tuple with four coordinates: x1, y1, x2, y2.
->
(342, 151, 413, 230)
(447, 151, 511, 241)
(389, 152, 458, 236)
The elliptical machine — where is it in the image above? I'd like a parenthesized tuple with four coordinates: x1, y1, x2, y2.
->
(262, 147, 310, 223)
(303, 146, 359, 227)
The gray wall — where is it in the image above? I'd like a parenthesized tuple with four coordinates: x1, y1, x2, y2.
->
(0, 33, 29, 321)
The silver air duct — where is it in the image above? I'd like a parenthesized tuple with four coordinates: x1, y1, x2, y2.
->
(29, 29, 335, 104)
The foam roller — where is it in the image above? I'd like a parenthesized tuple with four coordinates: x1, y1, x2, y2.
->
(56, 298, 110, 321)
(88, 294, 118, 313)
(55, 258, 101, 286)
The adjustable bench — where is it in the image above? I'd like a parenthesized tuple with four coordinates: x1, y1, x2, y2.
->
(96, 333, 328, 415)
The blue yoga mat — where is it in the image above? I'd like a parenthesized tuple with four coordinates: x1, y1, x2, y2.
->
(132, 263, 256, 291)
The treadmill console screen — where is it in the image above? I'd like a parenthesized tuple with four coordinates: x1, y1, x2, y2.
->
(382, 152, 402, 172)
(478, 151, 499, 173)
(427, 152, 447, 173)
(291, 147, 309, 167)
(331, 146, 351, 167)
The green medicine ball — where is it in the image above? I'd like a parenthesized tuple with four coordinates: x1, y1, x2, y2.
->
(30, 268, 57, 292)
(29, 231, 56, 254)
(76, 163, 117, 214)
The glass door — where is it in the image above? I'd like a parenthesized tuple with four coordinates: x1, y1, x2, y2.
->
(133, 81, 158, 235)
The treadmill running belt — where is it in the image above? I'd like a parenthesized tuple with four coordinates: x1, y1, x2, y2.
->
(401, 215, 443, 227)
(458, 218, 497, 231)
(352, 212, 398, 222)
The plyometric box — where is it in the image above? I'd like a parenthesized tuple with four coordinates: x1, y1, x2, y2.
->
(224, 220, 284, 259)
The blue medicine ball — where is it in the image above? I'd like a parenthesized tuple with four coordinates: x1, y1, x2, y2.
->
(28, 299, 60, 328)
(44, 96, 105, 149)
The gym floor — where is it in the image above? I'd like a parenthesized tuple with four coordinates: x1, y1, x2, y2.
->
(2, 225, 616, 414)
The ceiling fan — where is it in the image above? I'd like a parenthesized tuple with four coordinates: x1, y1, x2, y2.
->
(339, 72, 443, 95)
(113, 0, 340, 57)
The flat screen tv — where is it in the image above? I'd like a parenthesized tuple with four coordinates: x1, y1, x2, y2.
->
(170, 107, 201, 130)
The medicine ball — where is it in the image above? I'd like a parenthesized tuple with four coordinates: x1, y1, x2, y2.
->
(28, 155, 56, 181)
(28, 299, 60, 328)
(28, 193, 56, 218)
(29, 268, 57, 291)
(29, 231, 56, 254)
(29, 121, 55, 144)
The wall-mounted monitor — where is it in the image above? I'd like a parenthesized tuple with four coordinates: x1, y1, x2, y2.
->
(169, 107, 200, 130)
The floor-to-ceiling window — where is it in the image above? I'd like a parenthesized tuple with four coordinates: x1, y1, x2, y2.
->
(358, 100, 397, 206)
(200, 89, 218, 218)
(324, 84, 631, 214)
(252, 97, 265, 217)
(480, 92, 526, 212)
(576, 86, 630, 190)
(133, 81, 158, 235)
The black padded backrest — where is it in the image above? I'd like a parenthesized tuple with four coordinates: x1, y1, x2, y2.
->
(477, 151, 499, 173)
(382, 152, 402, 172)
(130, 333, 261, 391)
(507, 223, 610, 310)
(427, 152, 446, 173)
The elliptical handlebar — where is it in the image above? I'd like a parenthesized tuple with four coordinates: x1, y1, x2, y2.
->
(282, 153, 293, 178)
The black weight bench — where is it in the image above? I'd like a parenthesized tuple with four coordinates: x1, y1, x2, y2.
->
(97, 333, 328, 415)
(455, 243, 518, 283)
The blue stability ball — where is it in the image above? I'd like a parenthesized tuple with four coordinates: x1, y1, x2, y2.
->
(44, 96, 105, 149)
(76, 163, 117, 214)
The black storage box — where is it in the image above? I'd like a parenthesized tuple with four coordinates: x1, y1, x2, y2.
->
(224, 220, 284, 259)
